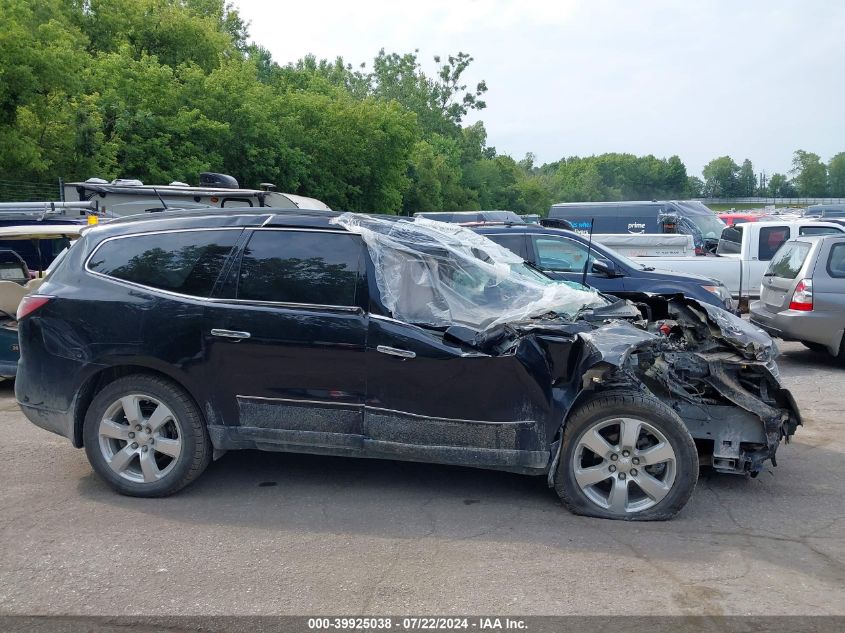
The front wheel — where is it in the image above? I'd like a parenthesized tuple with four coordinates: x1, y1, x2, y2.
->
(83, 374, 211, 497)
(555, 392, 698, 521)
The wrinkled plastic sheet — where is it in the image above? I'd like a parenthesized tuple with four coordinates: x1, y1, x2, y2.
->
(332, 213, 605, 330)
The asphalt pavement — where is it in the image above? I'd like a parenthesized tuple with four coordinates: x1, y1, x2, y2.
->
(1, 341, 843, 616)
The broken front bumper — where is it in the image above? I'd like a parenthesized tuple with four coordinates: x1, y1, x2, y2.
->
(572, 298, 801, 475)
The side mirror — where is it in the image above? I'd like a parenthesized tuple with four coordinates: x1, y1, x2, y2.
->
(591, 258, 619, 277)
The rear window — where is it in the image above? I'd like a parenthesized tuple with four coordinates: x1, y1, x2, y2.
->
(766, 242, 811, 280)
(828, 244, 845, 278)
(758, 225, 790, 261)
(237, 230, 363, 306)
(799, 226, 843, 236)
(717, 225, 743, 254)
(88, 229, 239, 296)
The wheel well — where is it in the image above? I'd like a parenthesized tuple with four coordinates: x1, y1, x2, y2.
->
(71, 365, 196, 448)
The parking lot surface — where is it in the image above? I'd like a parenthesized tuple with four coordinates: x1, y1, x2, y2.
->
(1, 341, 844, 616)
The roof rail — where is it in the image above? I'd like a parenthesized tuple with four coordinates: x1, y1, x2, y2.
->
(0, 200, 99, 220)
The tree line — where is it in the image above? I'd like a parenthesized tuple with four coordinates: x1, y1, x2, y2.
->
(1, 0, 842, 214)
(700, 151, 845, 199)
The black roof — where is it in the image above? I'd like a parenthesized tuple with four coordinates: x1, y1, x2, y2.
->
(87, 207, 344, 240)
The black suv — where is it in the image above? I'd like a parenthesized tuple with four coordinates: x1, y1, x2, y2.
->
(15, 209, 799, 520)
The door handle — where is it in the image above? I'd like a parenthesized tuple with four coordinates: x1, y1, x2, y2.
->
(376, 345, 416, 359)
(211, 328, 251, 340)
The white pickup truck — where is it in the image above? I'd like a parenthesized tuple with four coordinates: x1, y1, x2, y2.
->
(592, 233, 695, 257)
(632, 220, 845, 301)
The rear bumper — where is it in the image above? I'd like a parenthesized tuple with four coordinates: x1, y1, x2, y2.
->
(17, 400, 74, 440)
(750, 301, 842, 355)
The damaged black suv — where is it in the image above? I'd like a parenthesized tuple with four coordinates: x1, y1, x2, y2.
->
(15, 209, 800, 520)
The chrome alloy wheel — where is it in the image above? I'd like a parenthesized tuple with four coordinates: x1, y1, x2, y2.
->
(97, 394, 183, 483)
(571, 417, 677, 514)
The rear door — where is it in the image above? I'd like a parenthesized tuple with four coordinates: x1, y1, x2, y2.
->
(812, 238, 845, 328)
(204, 228, 369, 451)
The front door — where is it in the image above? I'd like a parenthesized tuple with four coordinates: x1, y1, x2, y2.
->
(362, 314, 553, 471)
(528, 234, 626, 294)
(204, 228, 369, 453)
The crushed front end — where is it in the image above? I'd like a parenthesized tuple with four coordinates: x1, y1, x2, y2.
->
(573, 296, 801, 475)
(333, 212, 800, 478)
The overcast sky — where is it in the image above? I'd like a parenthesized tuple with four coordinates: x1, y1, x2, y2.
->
(236, 0, 844, 178)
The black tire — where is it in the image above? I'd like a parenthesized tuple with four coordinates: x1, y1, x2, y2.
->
(837, 335, 845, 365)
(554, 392, 698, 521)
(83, 374, 211, 497)
(802, 341, 827, 353)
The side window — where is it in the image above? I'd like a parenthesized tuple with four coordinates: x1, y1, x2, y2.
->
(88, 230, 239, 296)
(758, 226, 789, 261)
(828, 244, 845, 278)
(487, 234, 527, 259)
(238, 231, 363, 306)
(799, 226, 843, 236)
(534, 237, 592, 272)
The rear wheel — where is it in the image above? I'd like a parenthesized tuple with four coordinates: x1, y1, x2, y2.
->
(83, 374, 211, 497)
(555, 392, 698, 521)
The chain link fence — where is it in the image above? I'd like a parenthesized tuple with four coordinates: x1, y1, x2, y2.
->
(0, 180, 62, 202)
(701, 197, 845, 205)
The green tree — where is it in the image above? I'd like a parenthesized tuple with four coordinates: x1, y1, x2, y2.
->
(791, 150, 828, 196)
(69, 0, 245, 72)
(767, 173, 795, 197)
(738, 159, 755, 197)
(0, 0, 92, 179)
(686, 176, 704, 198)
(702, 156, 740, 197)
(828, 152, 845, 197)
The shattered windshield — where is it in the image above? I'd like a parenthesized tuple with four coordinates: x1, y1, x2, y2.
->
(675, 201, 726, 239)
(332, 213, 605, 330)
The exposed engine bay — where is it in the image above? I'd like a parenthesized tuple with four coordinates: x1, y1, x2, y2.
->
(451, 295, 801, 477)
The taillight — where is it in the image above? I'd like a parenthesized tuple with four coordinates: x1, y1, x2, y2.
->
(17, 295, 53, 321)
(789, 279, 813, 311)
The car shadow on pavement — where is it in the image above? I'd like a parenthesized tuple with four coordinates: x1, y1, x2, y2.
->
(776, 344, 844, 372)
(74, 432, 845, 587)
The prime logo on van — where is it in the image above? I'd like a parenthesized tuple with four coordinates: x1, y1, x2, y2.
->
(627, 222, 647, 233)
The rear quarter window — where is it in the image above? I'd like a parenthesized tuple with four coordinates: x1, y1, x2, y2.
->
(87, 229, 240, 296)
(827, 243, 845, 278)
(766, 242, 811, 280)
